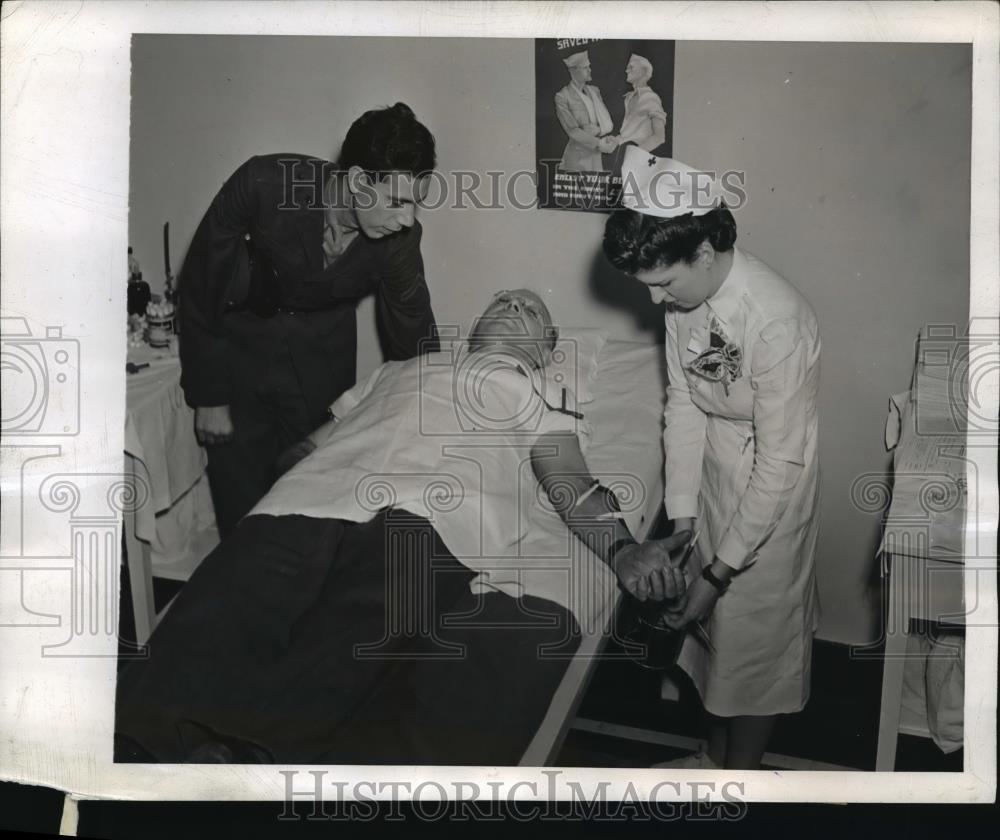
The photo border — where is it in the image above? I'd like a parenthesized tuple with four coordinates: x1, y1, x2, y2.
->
(1, 0, 996, 806)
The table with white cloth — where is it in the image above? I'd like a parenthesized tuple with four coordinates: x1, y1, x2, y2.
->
(124, 343, 219, 644)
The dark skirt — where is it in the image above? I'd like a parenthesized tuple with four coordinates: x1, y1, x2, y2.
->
(115, 510, 580, 765)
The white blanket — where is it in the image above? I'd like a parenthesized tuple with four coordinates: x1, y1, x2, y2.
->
(252, 348, 618, 622)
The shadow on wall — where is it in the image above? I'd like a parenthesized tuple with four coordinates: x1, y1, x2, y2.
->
(587, 247, 666, 344)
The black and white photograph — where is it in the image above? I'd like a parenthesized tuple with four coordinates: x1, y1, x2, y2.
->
(0, 1, 997, 833)
(111, 30, 985, 772)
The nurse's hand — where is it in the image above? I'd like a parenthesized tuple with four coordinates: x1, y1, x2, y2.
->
(672, 518, 697, 543)
(663, 576, 719, 629)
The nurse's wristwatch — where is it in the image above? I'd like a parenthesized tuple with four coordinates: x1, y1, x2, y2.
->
(701, 563, 731, 594)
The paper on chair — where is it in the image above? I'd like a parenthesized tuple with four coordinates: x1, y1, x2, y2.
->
(882, 431, 967, 560)
(879, 350, 967, 563)
(885, 390, 911, 450)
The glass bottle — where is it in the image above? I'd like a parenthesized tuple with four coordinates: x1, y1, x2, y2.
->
(126, 248, 151, 316)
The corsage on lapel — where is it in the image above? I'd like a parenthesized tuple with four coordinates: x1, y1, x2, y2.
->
(687, 316, 743, 395)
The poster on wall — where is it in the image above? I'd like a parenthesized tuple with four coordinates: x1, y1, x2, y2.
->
(535, 38, 675, 213)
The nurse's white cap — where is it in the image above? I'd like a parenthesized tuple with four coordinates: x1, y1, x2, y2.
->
(563, 50, 590, 69)
(620, 146, 722, 219)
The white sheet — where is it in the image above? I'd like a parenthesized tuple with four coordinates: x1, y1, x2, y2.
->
(582, 340, 668, 538)
(253, 347, 602, 619)
(252, 341, 666, 630)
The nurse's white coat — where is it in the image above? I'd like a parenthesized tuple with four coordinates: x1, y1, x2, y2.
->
(664, 247, 821, 717)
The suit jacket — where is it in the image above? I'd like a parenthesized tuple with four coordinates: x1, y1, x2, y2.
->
(178, 154, 438, 421)
(553, 83, 614, 172)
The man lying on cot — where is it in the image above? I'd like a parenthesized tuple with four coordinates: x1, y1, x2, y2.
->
(115, 288, 687, 764)
(267, 287, 690, 602)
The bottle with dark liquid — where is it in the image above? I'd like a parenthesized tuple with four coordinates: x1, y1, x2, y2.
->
(126, 247, 151, 316)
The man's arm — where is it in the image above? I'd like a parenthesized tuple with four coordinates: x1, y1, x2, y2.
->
(531, 431, 632, 547)
(636, 115, 666, 152)
(554, 93, 603, 149)
(589, 86, 614, 136)
(530, 432, 689, 601)
(273, 416, 338, 478)
(375, 221, 439, 359)
(179, 157, 259, 441)
(272, 364, 384, 479)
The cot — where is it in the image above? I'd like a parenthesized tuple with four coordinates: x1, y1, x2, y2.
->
(114, 339, 667, 766)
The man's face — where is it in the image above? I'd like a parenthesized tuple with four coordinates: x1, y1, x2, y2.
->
(625, 57, 643, 84)
(469, 289, 555, 367)
(569, 61, 592, 84)
(347, 168, 427, 239)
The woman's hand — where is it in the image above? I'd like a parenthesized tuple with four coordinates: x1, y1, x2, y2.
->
(672, 518, 697, 543)
(195, 405, 234, 446)
(663, 575, 720, 629)
(664, 556, 735, 629)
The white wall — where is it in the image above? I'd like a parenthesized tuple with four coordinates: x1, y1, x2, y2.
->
(669, 41, 971, 644)
(129, 36, 971, 644)
(128, 35, 656, 354)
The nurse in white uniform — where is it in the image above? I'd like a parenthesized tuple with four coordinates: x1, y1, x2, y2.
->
(603, 147, 821, 769)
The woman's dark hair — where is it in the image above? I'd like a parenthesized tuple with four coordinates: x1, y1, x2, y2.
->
(337, 102, 436, 179)
(602, 205, 737, 274)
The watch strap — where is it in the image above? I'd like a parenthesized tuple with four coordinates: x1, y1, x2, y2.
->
(701, 564, 729, 593)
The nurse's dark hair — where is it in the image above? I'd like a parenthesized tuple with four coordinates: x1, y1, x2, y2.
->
(337, 102, 436, 178)
(602, 205, 737, 274)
